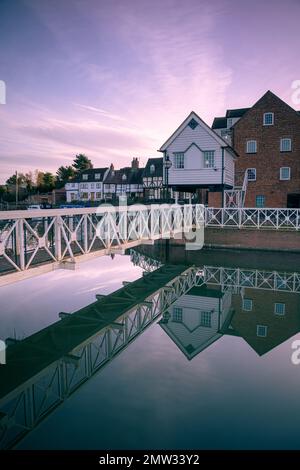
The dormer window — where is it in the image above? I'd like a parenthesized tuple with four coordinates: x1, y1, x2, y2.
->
(227, 118, 233, 128)
(150, 164, 155, 174)
(263, 112, 274, 126)
(122, 174, 127, 181)
(95, 173, 101, 180)
(82, 174, 88, 180)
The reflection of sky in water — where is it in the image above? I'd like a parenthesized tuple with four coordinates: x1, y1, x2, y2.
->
(2, 252, 300, 450)
(0, 255, 143, 339)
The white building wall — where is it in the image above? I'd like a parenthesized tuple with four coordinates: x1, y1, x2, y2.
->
(165, 123, 235, 187)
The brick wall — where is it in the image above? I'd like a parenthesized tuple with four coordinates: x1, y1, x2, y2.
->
(204, 227, 300, 251)
(208, 191, 222, 207)
(232, 91, 300, 208)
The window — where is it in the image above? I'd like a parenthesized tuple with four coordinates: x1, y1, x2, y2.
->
(81, 192, 88, 199)
(274, 303, 285, 315)
(72, 183, 76, 188)
(95, 173, 101, 180)
(203, 150, 215, 168)
(90, 183, 94, 188)
(280, 138, 292, 152)
(257, 325, 268, 337)
(122, 174, 127, 181)
(280, 167, 291, 180)
(150, 164, 155, 174)
(174, 152, 184, 169)
(82, 174, 88, 180)
(172, 307, 183, 322)
(243, 298, 253, 311)
(80, 183, 88, 189)
(256, 195, 265, 207)
(247, 168, 256, 181)
(263, 112, 274, 125)
(96, 192, 101, 199)
(188, 118, 198, 129)
(246, 140, 257, 153)
(96, 183, 101, 188)
(200, 311, 212, 328)
(227, 118, 233, 127)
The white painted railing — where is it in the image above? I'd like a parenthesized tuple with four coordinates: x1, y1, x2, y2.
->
(0, 204, 204, 275)
(205, 207, 300, 230)
(204, 266, 300, 293)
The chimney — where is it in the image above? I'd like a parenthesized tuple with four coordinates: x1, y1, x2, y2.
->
(131, 157, 139, 169)
(110, 163, 114, 171)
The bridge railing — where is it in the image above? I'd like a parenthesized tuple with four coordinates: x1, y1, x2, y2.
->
(205, 207, 300, 230)
(0, 204, 204, 274)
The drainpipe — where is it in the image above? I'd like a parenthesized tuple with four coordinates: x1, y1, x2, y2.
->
(221, 147, 225, 208)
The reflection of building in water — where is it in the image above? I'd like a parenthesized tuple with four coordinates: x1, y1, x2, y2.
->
(231, 289, 300, 356)
(160, 285, 233, 360)
(160, 279, 300, 359)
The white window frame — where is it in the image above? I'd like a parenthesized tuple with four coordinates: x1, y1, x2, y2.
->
(150, 164, 155, 174)
(172, 306, 183, 323)
(257, 325, 268, 337)
(174, 152, 185, 169)
(256, 195, 265, 208)
(263, 112, 274, 126)
(203, 150, 215, 168)
(200, 311, 212, 328)
(95, 173, 101, 180)
(280, 138, 292, 152)
(246, 140, 257, 153)
(274, 303, 285, 315)
(82, 174, 88, 181)
(242, 298, 253, 311)
(280, 167, 291, 180)
(247, 168, 256, 181)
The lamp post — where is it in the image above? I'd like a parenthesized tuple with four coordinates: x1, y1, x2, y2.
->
(164, 155, 172, 202)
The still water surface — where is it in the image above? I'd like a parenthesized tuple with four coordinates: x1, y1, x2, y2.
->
(1, 246, 300, 450)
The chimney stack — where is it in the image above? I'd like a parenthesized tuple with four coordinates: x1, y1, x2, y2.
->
(131, 157, 139, 169)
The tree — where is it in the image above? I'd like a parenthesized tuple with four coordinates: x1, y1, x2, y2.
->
(36, 171, 55, 192)
(56, 165, 75, 188)
(72, 154, 93, 172)
(42, 172, 55, 191)
(6, 173, 26, 187)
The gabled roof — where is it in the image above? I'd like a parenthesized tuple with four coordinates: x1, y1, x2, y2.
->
(143, 157, 163, 178)
(158, 111, 236, 153)
(211, 117, 227, 129)
(232, 90, 300, 128)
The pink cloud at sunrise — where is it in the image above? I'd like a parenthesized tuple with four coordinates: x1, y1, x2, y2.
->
(0, 0, 299, 182)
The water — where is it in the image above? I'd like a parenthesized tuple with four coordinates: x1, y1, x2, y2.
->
(1, 245, 300, 450)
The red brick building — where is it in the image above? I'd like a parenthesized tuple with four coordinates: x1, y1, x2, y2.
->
(232, 91, 300, 208)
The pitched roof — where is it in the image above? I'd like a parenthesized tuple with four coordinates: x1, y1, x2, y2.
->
(226, 108, 250, 118)
(143, 157, 163, 177)
(159, 111, 236, 154)
(77, 167, 108, 182)
(104, 167, 144, 185)
(211, 117, 227, 129)
(232, 90, 300, 129)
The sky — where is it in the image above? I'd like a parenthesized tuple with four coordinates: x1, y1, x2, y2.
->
(0, 0, 299, 183)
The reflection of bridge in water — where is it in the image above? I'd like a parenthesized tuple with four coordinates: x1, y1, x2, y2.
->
(1, 249, 300, 449)
(0, 264, 202, 449)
